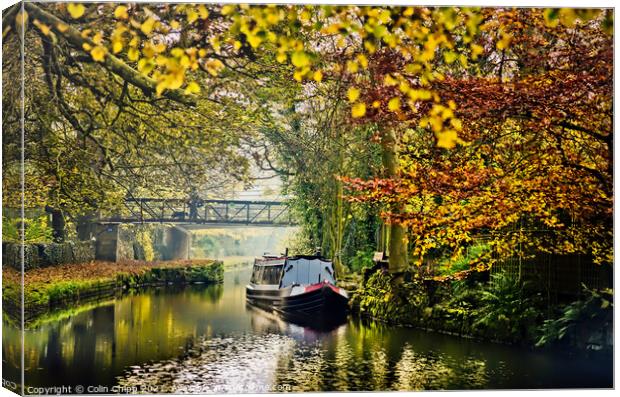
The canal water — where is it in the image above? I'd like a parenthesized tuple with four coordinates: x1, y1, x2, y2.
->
(3, 263, 613, 393)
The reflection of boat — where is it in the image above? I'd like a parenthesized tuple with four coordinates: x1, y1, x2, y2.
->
(246, 252, 349, 321)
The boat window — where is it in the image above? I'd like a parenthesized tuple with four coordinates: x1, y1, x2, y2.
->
(252, 265, 283, 285)
(250, 265, 259, 283)
(280, 259, 335, 287)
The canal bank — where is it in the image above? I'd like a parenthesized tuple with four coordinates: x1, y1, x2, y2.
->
(348, 269, 613, 352)
(2, 259, 223, 323)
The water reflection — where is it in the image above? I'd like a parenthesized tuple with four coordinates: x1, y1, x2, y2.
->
(2, 264, 613, 393)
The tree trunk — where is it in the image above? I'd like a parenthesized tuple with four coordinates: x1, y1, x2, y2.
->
(381, 128, 408, 273)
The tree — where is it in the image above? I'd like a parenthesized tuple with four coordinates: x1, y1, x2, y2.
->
(343, 9, 613, 268)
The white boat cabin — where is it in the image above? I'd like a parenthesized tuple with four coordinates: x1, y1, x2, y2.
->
(250, 256, 336, 287)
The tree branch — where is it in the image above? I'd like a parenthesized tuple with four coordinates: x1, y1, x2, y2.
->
(24, 2, 197, 107)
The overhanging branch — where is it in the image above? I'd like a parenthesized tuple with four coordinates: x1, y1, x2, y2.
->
(24, 3, 197, 107)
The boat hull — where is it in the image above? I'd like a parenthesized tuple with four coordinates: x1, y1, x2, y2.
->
(246, 283, 349, 320)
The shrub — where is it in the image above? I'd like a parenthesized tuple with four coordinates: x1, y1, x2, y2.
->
(349, 248, 375, 273)
(2, 215, 53, 243)
(536, 285, 613, 349)
(473, 272, 543, 343)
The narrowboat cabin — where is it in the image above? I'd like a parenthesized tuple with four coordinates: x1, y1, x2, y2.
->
(246, 253, 349, 319)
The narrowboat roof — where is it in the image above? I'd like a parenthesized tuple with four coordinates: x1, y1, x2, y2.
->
(253, 254, 332, 267)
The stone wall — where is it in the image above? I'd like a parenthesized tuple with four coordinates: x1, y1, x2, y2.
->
(2, 241, 95, 271)
(97, 224, 190, 262)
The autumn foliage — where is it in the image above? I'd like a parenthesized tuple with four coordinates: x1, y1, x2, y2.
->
(343, 9, 613, 266)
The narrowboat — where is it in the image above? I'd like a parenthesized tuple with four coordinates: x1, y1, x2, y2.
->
(245, 252, 349, 319)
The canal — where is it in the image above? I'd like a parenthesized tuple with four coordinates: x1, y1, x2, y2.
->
(3, 262, 613, 393)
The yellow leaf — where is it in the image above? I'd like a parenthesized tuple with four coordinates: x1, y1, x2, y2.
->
(313, 70, 323, 82)
(185, 81, 200, 94)
(206, 59, 224, 76)
(198, 48, 208, 57)
(384, 74, 398, 86)
(543, 8, 560, 28)
(364, 40, 376, 53)
(347, 87, 360, 103)
(82, 42, 92, 51)
(127, 47, 139, 61)
(153, 43, 166, 53)
(247, 34, 262, 48)
(186, 8, 198, 23)
(56, 23, 69, 32)
(496, 34, 512, 51)
(170, 20, 180, 29)
(221, 5, 235, 15)
(276, 52, 287, 63)
(198, 5, 209, 19)
(92, 32, 103, 45)
(137, 58, 154, 75)
(156, 81, 167, 96)
(112, 40, 123, 54)
(450, 118, 462, 131)
(372, 100, 381, 108)
(233, 41, 242, 51)
(141, 18, 155, 35)
(357, 54, 368, 69)
(436, 129, 458, 149)
(142, 43, 156, 58)
(90, 46, 106, 62)
(291, 51, 310, 68)
(443, 51, 457, 64)
(155, 56, 168, 66)
(67, 3, 85, 19)
(470, 43, 483, 59)
(379, 9, 392, 24)
(33, 20, 50, 36)
(300, 10, 311, 23)
(168, 72, 184, 90)
(346, 60, 359, 73)
(388, 97, 401, 112)
(351, 102, 366, 118)
(114, 5, 128, 19)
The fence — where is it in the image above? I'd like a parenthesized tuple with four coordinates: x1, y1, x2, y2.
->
(490, 252, 612, 301)
(415, 233, 612, 300)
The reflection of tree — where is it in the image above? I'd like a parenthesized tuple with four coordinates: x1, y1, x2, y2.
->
(370, 346, 390, 391)
(393, 344, 488, 390)
(18, 284, 227, 388)
(2, 320, 23, 386)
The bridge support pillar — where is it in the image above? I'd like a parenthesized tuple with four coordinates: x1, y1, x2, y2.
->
(161, 226, 190, 260)
(94, 224, 119, 262)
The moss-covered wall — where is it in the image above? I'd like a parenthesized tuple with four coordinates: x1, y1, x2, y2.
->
(99, 224, 189, 262)
(2, 241, 95, 270)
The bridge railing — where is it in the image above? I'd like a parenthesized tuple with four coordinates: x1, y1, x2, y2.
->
(99, 198, 294, 225)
